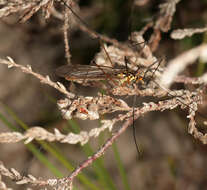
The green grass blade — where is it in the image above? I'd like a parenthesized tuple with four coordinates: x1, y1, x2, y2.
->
(43, 142, 101, 190)
(83, 143, 117, 190)
(0, 111, 63, 177)
(0, 103, 101, 190)
(196, 60, 206, 76)
(26, 143, 63, 177)
(112, 142, 131, 190)
(67, 120, 117, 190)
(0, 103, 28, 130)
(0, 112, 18, 131)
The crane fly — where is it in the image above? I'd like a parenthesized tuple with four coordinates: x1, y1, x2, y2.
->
(57, 0, 197, 157)
(56, 64, 145, 85)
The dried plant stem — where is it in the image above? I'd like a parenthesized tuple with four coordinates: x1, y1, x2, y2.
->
(57, 116, 135, 190)
(63, 0, 72, 65)
(160, 44, 207, 88)
(56, 96, 199, 190)
(0, 161, 49, 187)
(1, 95, 198, 189)
(61, 0, 137, 58)
(1, 0, 207, 189)
(0, 57, 75, 99)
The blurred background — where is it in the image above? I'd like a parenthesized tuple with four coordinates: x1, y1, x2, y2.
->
(1, 0, 207, 189)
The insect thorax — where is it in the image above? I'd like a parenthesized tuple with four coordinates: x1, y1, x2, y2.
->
(117, 72, 144, 86)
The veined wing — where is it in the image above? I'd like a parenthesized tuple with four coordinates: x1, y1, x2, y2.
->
(56, 64, 125, 81)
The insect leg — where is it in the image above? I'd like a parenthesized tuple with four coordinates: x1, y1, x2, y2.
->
(132, 94, 142, 157)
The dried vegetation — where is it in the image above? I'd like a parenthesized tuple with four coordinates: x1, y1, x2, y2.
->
(0, 0, 207, 189)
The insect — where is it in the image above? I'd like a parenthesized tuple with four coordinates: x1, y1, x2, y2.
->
(57, 0, 205, 157)
(56, 0, 164, 157)
(56, 63, 146, 86)
(56, 64, 125, 82)
(56, 59, 159, 156)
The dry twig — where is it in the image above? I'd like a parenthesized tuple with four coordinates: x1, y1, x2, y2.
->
(0, 0, 207, 189)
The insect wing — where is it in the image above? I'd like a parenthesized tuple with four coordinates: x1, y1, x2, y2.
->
(56, 64, 124, 81)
